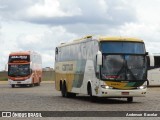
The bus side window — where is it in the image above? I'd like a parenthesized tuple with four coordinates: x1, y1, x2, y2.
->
(95, 55, 100, 79)
(55, 47, 58, 54)
(146, 56, 150, 68)
(154, 56, 160, 67)
(55, 47, 58, 61)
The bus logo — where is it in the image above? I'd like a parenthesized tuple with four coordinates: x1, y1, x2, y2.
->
(2, 112, 11, 117)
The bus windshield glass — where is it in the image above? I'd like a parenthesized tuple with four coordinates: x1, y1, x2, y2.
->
(8, 64, 30, 77)
(100, 41, 147, 81)
(101, 55, 147, 81)
(101, 42, 145, 54)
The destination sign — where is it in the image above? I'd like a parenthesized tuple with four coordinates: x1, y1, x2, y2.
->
(9, 55, 30, 63)
(11, 56, 28, 59)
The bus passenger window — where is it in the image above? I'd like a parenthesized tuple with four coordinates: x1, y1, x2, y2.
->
(146, 56, 150, 67)
(154, 56, 160, 67)
(55, 47, 58, 54)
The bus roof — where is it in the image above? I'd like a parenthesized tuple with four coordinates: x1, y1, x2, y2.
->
(9, 51, 31, 56)
(99, 36, 143, 42)
(58, 35, 144, 47)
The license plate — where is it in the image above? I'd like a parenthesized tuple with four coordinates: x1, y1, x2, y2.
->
(17, 82, 21, 84)
(122, 92, 129, 95)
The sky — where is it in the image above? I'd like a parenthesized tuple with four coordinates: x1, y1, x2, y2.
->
(0, 0, 160, 71)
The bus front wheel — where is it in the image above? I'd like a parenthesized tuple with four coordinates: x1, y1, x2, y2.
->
(127, 97, 133, 102)
(11, 84, 15, 88)
(147, 80, 149, 87)
(88, 84, 97, 102)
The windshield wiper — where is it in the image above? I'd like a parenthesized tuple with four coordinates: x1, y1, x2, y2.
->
(115, 58, 126, 80)
(125, 66, 137, 80)
(116, 59, 137, 81)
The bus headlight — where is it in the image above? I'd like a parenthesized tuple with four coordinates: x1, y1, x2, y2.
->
(101, 85, 113, 89)
(137, 86, 146, 89)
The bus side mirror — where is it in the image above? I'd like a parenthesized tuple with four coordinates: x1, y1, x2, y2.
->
(146, 52, 148, 55)
(97, 51, 102, 65)
(148, 54, 154, 67)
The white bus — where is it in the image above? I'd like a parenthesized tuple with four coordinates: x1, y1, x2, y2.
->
(8, 51, 42, 88)
(147, 53, 160, 86)
(55, 36, 148, 102)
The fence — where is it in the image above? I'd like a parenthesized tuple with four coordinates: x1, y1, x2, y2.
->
(0, 71, 7, 81)
(42, 71, 55, 81)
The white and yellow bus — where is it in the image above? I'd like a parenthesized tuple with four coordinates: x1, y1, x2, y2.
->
(55, 36, 148, 102)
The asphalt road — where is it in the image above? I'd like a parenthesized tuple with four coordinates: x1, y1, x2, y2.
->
(0, 82, 160, 120)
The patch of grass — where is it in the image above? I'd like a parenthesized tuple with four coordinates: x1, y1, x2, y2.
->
(0, 72, 8, 81)
(0, 71, 55, 81)
(0, 78, 8, 81)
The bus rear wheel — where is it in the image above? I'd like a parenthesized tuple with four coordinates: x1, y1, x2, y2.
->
(30, 83, 34, 87)
(11, 84, 15, 88)
(61, 82, 67, 97)
(61, 82, 76, 98)
(37, 77, 41, 86)
(36, 81, 40, 86)
(127, 97, 133, 102)
(67, 92, 76, 98)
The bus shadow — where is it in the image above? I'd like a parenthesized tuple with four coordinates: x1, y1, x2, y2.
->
(71, 96, 139, 104)
(10, 85, 40, 88)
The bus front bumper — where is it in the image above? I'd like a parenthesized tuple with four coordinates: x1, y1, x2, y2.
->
(96, 88, 147, 97)
(8, 78, 32, 85)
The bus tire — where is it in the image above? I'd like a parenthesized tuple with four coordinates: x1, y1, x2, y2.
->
(127, 97, 133, 102)
(67, 92, 76, 98)
(147, 80, 149, 87)
(36, 78, 41, 86)
(60, 81, 62, 91)
(61, 82, 67, 97)
(61, 82, 76, 98)
(11, 84, 15, 88)
(37, 82, 40, 86)
(88, 83, 97, 102)
(31, 79, 34, 87)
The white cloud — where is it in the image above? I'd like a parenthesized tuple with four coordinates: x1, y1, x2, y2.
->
(132, 0, 160, 24)
(17, 26, 77, 50)
(97, 0, 108, 13)
(27, 0, 82, 18)
(108, 22, 160, 53)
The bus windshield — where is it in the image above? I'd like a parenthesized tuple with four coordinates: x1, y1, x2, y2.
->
(8, 64, 31, 77)
(101, 55, 147, 81)
(100, 41, 147, 81)
(101, 42, 145, 54)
